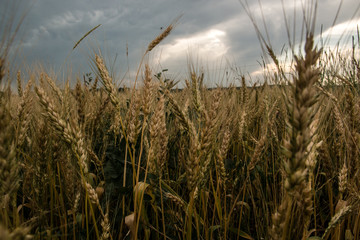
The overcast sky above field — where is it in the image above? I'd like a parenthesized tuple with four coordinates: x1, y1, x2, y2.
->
(2, 0, 360, 87)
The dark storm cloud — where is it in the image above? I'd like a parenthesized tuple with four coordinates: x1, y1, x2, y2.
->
(3, 0, 359, 86)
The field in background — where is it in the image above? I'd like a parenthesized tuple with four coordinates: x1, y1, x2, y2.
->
(1, 4, 360, 240)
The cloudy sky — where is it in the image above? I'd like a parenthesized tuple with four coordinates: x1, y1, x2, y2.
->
(2, 0, 360, 87)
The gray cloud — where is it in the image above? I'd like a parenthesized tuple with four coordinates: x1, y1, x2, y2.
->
(2, 0, 359, 87)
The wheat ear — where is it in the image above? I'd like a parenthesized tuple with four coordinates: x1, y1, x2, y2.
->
(272, 33, 322, 239)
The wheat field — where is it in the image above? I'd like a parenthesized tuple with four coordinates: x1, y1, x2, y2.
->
(1, 3, 360, 240)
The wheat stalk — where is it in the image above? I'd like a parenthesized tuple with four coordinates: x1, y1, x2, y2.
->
(35, 86, 89, 175)
(16, 70, 22, 97)
(148, 95, 168, 176)
(95, 54, 120, 108)
(0, 93, 19, 209)
(142, 64, 153, 117)
(272, 33, 322, 239)
(146, 16, 181, 53)
(322, 205, 352, 239)
(73, 24, 101, 50)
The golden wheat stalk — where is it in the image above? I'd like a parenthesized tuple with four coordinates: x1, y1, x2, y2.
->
(272, 33, 322, 239)
(146, 15, 181, 53)
(73, 24, 101, 50)
(95, 54, 120, 108)
(148, 94, 167, 176)
(35, 86, 89, 175)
